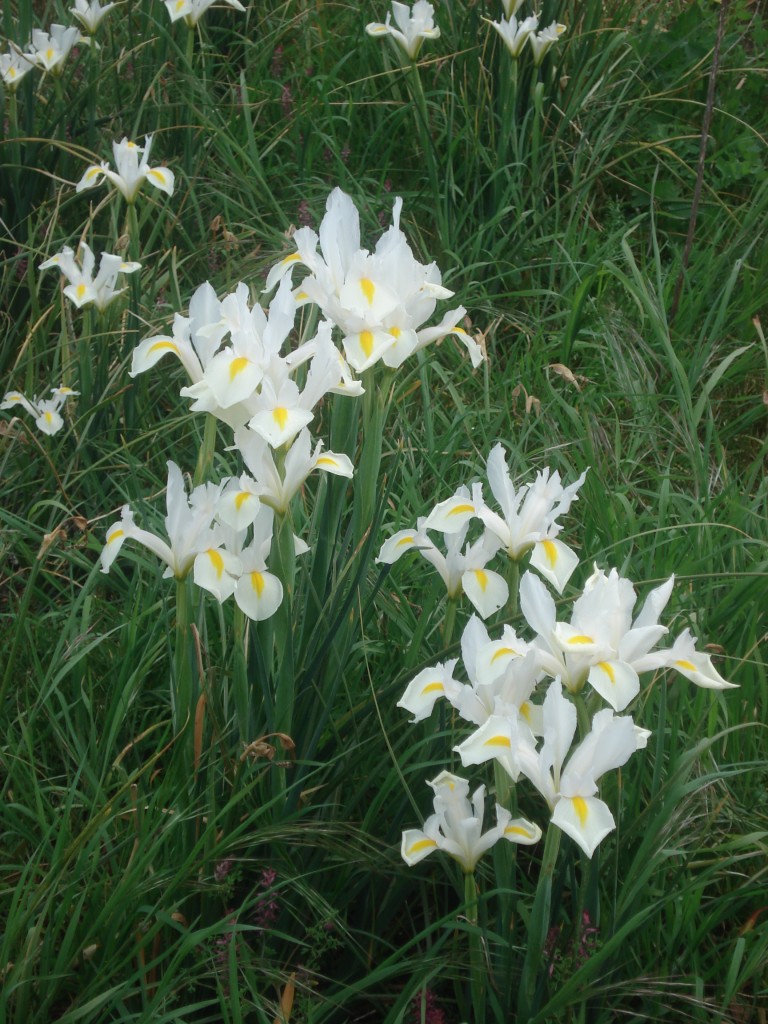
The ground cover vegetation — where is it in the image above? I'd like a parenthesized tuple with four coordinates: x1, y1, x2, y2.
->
(1, 0, 766, 1021)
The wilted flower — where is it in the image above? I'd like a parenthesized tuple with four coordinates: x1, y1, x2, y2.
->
(25, 24, 81, 75)
(164, 0, 246, 27)
(1, 385, 78, 435)
(366, 1, 440, 61)
(402, 771, 541, 871)
(76, 135, 174, 203)
(39, 242, 141, 311)
(70, 0, 116, 33)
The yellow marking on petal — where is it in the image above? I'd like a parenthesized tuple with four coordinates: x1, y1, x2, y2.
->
(272, 407, 289, 430)
(316, 456, 339, 467)
(234, 492, 251, 511)
(473, 569, 488, 591)
(421, 682, 444, 694)
(86, 166, 102, 180)
(598, 661, 616, 682)
(107, 528, 124, 543)
(127, 140, 137, 148)
(360, 277, 376, 304)
(389, 326, 401, 338)
(542, 539, 558, 566)
(360, 330, 374, 358)
(250, 571, 265, 596)
(76, 284, 87, 299)
(408, 838, 437, 855)
(44, 411, 53, 423)
(207, 549, 224, 578)
(229, 356, 249, 381)
(573, 796, 588, 827)
(491, 646, 517, 663)
(675, 659, 697, 672)
(520, 701, 531, 722)
(448, 503, 475, 516)
(568, 634, 594, 645)
(454, 326, 467, 334)
(147, 169, 168, 183)
(149, 340, 179, 355)
(505, 825, 533, 838)
(296, 291, 309, 301)
(396, 535, 415, 547)
(8, 67, 16, 78)
(45, 48, 54, 61)
(484, 735, 511, 748)
(283, 253, 301, 265)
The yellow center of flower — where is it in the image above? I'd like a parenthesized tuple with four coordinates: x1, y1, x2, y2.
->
(541, 539, 558, 566)
(149, 340, 178, 355)
(505, 825, 532, 838)
(484, 735, 511, 748)
(229, 356, 249, 381)
(207, 549, 224, 578)
(250, 571, 265, 596)
(597, 661, 616, 682)
(675, 659, 697, 672)
(573, 797, 589, 826)
(491, 646, 517, 663)
(360, 277, 376, 304)
(272, 407, 289, 430)
(407, 838, 437, 855)
(360, 330, 374, 357)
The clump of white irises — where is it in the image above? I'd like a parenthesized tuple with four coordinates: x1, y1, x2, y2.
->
(490, 1, 567, 66)
(378, 444, 586, 619)
(365, 1, 441, 61)
(1, 385, 79, 436)
(102, 187, 481, 622)
(394, 449, 736, 867)
(39, 242, 141, 312)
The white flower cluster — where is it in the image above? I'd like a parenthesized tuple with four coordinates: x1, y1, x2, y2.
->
(398, 467, 737, 864)
(378, 444, 586, 618)
(1, 385, 79, 436)
(101, 187, 480, 617)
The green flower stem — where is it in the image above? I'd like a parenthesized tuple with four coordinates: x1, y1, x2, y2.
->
(496, 53, 519, 205)
(123, 202, 142, 428)
(78, 307, 93, 410)
(194, 413, 218, 487)
(530, 80, 545, 190)
(442, 593, 460, 652)
(464, 870, 486, 1022)
(573, 690, 592, 741)
(504, 557, 520, 623)
(352, 368, 393, 547)
(518, 822, 561, 1021)
(231, 601, 250, 742)
(173, 575, 195, 751)
(272, 505, 296, 741)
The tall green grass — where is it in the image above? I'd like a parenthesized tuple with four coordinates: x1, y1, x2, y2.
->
(1, 0, 766, 1020)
